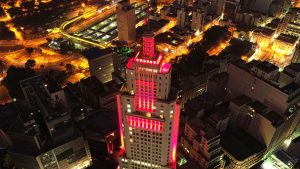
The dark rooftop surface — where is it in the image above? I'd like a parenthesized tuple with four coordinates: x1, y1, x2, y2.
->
(155, 31, 185, 47)
(83, 47, 113, 60)
(80, 77, 118, 97)
(285, 63, 300, 73)
(136, 19, 170, 38)
(253, 27, 275, 36)
(260, 111, 284, 127)
(254, 61, 278, 73)
(86, 109, 118, 137)
(281, 82, 300, 95)
(221, 129, 266, 161)
(46, 78, 61, 93)
(231, 95, 252, 107)
(276, 34, 299, 44)
(274, 150, 297, 166)
(188, 118, 219, 140)
(246, 101, 267, 113)
(265, 19, 280, 29)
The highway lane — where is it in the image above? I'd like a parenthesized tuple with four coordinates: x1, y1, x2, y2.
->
(59, 4, 116, 48)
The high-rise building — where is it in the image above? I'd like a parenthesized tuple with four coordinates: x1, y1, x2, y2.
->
(216, 0, 225, 16)
(177, 8, 187, 29)
(117, 0, 136, 44)
(223, 0, 240, 19)
(83, 47, 114, 84)
(191, 8, 205, 32)
(252, 0, 273, 14)
(117, 31, 181, 169)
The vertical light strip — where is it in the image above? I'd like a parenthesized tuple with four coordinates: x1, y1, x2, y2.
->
(170, 103, 181, 166)
(116, 95, 125, 150)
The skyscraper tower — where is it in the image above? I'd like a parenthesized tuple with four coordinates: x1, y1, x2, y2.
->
(117, 0, 136, 44)
(117, 31, 181, 169)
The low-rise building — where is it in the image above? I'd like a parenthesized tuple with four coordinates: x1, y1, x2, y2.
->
(221, 129, 266, 169)
(180, 118, 223, 169)
(272, 34, 299, 55)
(251, 27, 276, 47)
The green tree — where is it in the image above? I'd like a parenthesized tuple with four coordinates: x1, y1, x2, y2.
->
(25, 59, 36, 69)
(201, 26, 231, 50)
(65, 63, 76, 75)
(2, 66, 35, 99)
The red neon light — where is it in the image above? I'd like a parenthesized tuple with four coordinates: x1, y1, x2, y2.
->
(134, 78, 156, 112)
(142, 33, 155, 57)
(126, 58, 134, 69)
(107, 142, 114, 155)
(127, 116, 163, 132)
(133, 53, 163, 66)
(117, 95, 125, 150)
(160, 62, 171, 74)
(170, 103, 181, 166)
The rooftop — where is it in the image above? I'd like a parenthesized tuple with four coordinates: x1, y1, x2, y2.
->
(45, 78, 61, 93)
(284, 63, 300, 73)
(259, 111, 284, 127)
(85, 109, 118, 137)
(254, 61, 278, 73)
(253, 27, 275, 37)
(155, 31, 185, 47)
(281, 82, 300, 95)
(246, 101, 267, 113)
(82, 47, 113, 60)
(231, 95, 252, 107)
(275, 34, 299, 45)
(187, 118, 219, 140)
(274, 150, 298, 166)
(265, 19, 280, 29)
(221, 129, 266, 161)
(136, 19, 170, 38)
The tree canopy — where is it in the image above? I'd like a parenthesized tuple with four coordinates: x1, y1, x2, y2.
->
(2, 66, 35, 99)
(201, 25, 231, 51)
(25, 59, 36, 69)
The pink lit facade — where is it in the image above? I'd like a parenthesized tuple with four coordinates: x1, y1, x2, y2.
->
(118, 32, 180, 169)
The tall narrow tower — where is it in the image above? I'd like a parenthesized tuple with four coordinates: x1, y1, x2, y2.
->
(117, 0, 136, 44)
(117, 31, 181, 169)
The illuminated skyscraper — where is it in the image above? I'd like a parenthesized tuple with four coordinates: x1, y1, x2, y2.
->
(117, 31, 181, 169)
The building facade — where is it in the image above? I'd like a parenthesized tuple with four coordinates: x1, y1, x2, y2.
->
(117, 0, 136, 44)
(176, 8, 186, 29)
(117, 31, 181, 169)
(191, 9, 205, 32)
(84, 48, 114, 84)
(180, 119, 223, 169)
